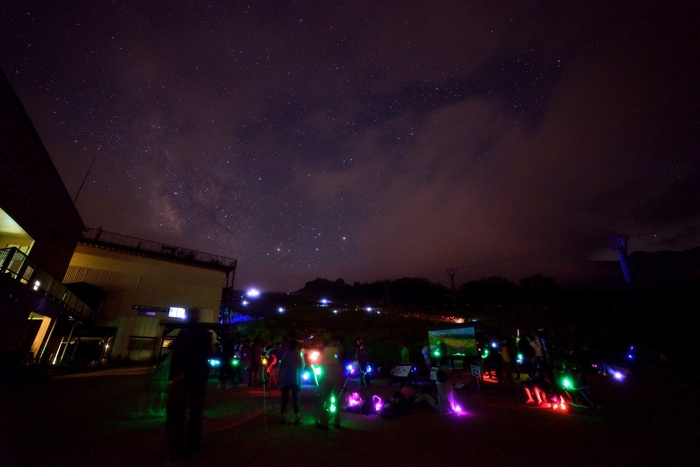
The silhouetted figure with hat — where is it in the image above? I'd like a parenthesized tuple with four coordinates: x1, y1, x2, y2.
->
(165, 308, 213, 461)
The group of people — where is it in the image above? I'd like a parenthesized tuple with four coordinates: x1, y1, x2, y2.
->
(212, 334, 297, 390)
(380, 368, 458, 418)
(159, 314, 310, 462)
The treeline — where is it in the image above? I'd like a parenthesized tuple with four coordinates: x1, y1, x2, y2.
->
(297, 274, 564, 309)
(294, 275, 699, 365)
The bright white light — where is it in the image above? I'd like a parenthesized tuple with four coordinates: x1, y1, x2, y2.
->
(366, 307, 372, 312)
(242, 300, 249, 306)
(246, 288, 260, 298)
(320, 298, 329, 305)
(168, 307, 186, 319)
(333, 309, 338, 314)
(278, 307, 285, 313)
(33, 280, 41, 291)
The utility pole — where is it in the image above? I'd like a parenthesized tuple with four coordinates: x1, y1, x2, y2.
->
(73, 153, 98, 204)
(609, 236, 633, 284)
(446, 268, 458, 310)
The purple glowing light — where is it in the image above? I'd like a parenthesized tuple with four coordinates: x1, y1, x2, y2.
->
(372, 395, 383, 413)
(347, 392, 363, 407)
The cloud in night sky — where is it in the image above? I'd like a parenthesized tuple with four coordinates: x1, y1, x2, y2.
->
(1, 1, 699, 292)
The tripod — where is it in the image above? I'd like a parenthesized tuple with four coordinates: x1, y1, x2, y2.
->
(339, 362, 372, 415)
(257, 365, 275, 432)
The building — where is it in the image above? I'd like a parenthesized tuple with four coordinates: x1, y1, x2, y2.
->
(1, 68, 89, 369)
(65, 228, 236, 363)
(1, 68, 237, 372)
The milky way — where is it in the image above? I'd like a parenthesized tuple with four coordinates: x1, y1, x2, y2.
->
(1, 1, 698, 291)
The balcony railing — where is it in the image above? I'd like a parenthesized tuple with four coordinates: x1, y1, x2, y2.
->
(81, 228, 237, 272)
(0, 247, 94, 322)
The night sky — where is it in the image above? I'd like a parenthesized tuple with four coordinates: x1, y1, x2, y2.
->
(1, 2, 698, 292)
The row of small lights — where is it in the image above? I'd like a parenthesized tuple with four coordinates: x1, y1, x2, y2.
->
(242, 288, 381, 315)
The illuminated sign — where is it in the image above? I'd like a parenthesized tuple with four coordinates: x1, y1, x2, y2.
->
(168, 307, 186, 319)
(133, 305, 167, 312)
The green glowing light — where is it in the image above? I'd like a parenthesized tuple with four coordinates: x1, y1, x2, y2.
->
(232, 358, 240, 366)
(561, 377, 573, 389)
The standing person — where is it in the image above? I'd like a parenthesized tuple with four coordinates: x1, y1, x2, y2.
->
(355, 339, 368, 372)
(248, 337, 264, 387)
(400, 342, 410, 364)
(316, 337, 344, 429)
(136, 350, 171, 418)
(266, 342, 283, 390)
(335, 334, 347, 368)
(166, 308, 214, 462)
(530, 331, 543, 365)
(217, 330, 236, 389)
(506, 336, 521, 381)
(421, 340, 432, 376)
(281, 330, 296, 354)
(500, 341, 513, 384)
(519, 335, 536, 378)
(279, 340, 304, 425)
(239, 341, 251, 385)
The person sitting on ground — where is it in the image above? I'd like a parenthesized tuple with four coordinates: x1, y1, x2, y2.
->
(522, 363, 552, 407)
(412, 383, 440, 412)
(436, 369, 456, 414)
(380, 391, 409, 418)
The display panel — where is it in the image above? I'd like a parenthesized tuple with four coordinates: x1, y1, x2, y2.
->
(428, 326, 477, 357)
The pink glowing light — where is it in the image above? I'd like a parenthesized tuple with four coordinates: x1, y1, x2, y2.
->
(347, 392, 363, 407)
(372, 395, 383, 413)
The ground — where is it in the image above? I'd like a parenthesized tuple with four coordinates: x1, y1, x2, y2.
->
(0, 367, 697, 466)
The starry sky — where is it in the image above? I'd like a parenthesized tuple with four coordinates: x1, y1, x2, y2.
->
(1, 1, 699, 292)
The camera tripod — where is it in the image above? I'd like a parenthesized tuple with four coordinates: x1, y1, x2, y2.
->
(256, 365, 275, 432)
(339, 361, 372, 415)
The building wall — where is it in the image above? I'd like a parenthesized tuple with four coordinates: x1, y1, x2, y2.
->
(0, 71, 84, 280)
(65, 244, 224, 361)
(1, 69, 85, 361)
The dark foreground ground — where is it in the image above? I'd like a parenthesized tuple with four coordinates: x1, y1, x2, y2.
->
(1, 367, 698, 467)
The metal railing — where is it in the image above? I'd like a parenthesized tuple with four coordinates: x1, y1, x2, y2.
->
(81, 228, 237, 271)
(0, 247, 94, 322)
